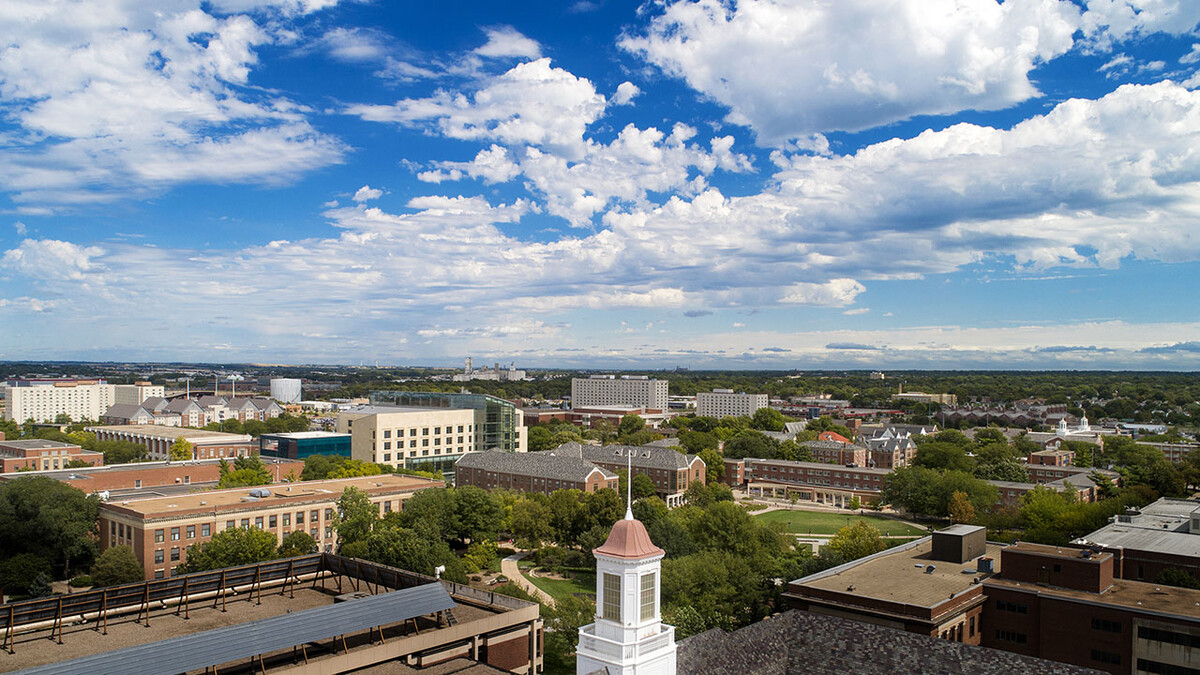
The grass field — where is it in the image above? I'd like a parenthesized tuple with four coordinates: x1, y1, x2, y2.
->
(754, 509, 928, 537)
(523, 570, 596, 602)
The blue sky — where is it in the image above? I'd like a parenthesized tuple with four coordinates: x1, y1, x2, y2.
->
(1, 0, 1199, 369)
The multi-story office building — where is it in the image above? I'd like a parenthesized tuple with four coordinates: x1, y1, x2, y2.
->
(3, 379, 164, 423)
(0, 457, 302, 495)
(0, 439, 103, 472)
(369, 391, 526, 455)
(98, 473, 444, 579)
(455, 449, 618, 495)
(571, 375, 668, 411)
(338, 405, 478, 476)
(695, 389, 768, 418)
(87, 424, 255, 460)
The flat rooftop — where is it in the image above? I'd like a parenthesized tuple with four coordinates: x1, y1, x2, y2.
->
(103, 474, 442, 518)
(260, 431, 350, 439)
(0, 439, 80, 450)
(1078, 523, 1200, 557)
(86, 425, 252, 443)
(341, 405, 472, 416)
(985, 575, 1200, 620)
(1004, 541, 1115, 564)
(794, 537, 1004, 609)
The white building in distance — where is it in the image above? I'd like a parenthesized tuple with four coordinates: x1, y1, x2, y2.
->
(452, 358, 527, 382)
(696, 389, 768, 418)
(269, 378, 303, 403)
(4, 379, 163, 423)
(572, 375, 669, 411)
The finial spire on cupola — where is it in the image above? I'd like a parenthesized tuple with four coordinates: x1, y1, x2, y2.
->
(625, 447, 634, 520)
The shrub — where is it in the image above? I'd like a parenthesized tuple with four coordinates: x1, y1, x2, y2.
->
(69, 575, 94, 588)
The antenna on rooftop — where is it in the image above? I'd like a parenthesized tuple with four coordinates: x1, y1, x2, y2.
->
(625, 448, 634, 520)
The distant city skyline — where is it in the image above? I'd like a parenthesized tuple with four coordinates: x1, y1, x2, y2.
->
(1, 1, 1199, 369)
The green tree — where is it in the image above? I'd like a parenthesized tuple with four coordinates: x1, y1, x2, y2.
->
(722, 431, 780, 460)
(63, 458, 94, 469)
(1154, 568, 1200, 590)
(678, 430, 720, 454)
(0, 477, 101, 580)
(90, 546, 145, 587)
(329, 459, 384, 479)
(527, 425, 557, 452)
(96, 440, 148, 464)
(0, 553, 52, 597)
(974, 455, 1029, 483)
(750, 407, 787, 432)
(510, 498, 555, 548)
(333, 486, 378, 550)
(361, 525, 467, 582)
(618, 414, 646, 437)
(914, 442, 975, 472)
(278, 531, 319, 557)
(697, 448, 725, 483)
(543, 594, 596, 672)
(453, 486, 506, 544)
(826, 521, 887, 561)
(217, 456, 273, 488)
(169, 437, 194, 461)
(179, 527, 279, 572)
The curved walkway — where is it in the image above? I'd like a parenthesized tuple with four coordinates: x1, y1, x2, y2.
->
(500, 551, 555, 607)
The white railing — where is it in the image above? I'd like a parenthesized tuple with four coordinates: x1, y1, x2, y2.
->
(577, 624, 675, 661)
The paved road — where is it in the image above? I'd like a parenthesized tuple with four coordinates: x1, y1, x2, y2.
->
(500, 551, 555, 607)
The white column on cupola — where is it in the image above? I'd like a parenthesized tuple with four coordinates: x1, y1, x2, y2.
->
(576, 449, 677, 675)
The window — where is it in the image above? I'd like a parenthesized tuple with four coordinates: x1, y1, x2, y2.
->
(269, 515, 277, 528)
(312, 509, 320, 522)
(383, 430, 391, 439)
(155, 550, 164, 564)
(155, 529, 165, 543)
(1139, 626, 1200, 649)
(325, 527, 332, 539)
(255, 517, 264, 528)
(458, 425, 464, 433)
(134, 479, 142, 488)
(325, 508, 333, 520)
(1053, 563, 1062, 573)
(226, 520, 236, 529)
(283, 514, 291, 526)
(1090, 650, 1121, 666)
(383, 453, 391, 462)
(170, 547, 180, 562)
(154, 570, 165, 580)
(422, 439, 429, 447)
(1092, 618, 1122, 633)
(969, 616, 975, 637)
(186, 525, 195, 538)
(994, 630, 1027, 644)
(640, 573, 656, 621)
(434, 427, 441, 435)
(202, 523, 211, 537)
(241, 518, 250, 528)
(603, 573, 621, 622)
(422, 428, 429, 436)
(171, 527, 180, 541)
(297, 511, 304, 524)
(995, 600, 1028, 614)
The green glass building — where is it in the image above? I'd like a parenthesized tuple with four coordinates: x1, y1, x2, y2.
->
(368, 391, 522, 454)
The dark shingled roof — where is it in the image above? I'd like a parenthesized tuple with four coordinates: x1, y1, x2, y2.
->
(551, 442, 702, 471)
(456, 449, 617, 482)
(676, 611, 1102, 675)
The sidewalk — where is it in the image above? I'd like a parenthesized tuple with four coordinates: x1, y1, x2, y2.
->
(500, 551, 555, 608)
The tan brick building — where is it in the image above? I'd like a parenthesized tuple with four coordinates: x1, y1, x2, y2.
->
(98, 474, 443, 579)
(87, 424, 255, 460)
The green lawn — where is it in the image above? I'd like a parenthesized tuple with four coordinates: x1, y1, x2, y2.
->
(754, 509, 928, 537)
(523, 570, 596, 602)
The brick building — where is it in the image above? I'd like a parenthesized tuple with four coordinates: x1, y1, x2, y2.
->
(1028, 448, 1075, 466)
(787, 526, 998, 643)
(735, 458, 890, 507)
(551, 442, 704, 507)
(0, 439, 103, 472)
(455, 448, 618, 495)
(98, 473, 444, 579)
(983, 542, 1200, 674)
(1, 457, 303, 495)
(803, 440, 868, 466)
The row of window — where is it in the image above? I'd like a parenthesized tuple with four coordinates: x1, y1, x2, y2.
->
(994, 629, 1027, 644)
(1137, 658, 1200, 675)
(995, 600, 1028, 614)
(600, 572, 657, 623)
(380, 425, 469, 438)
(1139, 626, 1200, 649)
(381, 436, 467, 450)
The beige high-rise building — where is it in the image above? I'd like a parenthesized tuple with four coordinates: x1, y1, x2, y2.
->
(3, 378, 164, 423)
(696, 389, 769, 418)
(572, 375, 669, 410)
(337, 405, 479, 476)
(114, 381, 166, 406)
